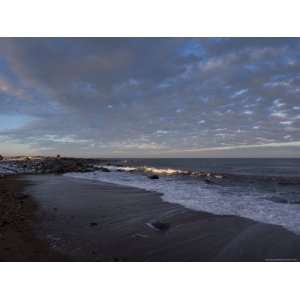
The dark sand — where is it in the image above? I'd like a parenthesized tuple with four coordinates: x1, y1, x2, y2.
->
(20, 174, 300, 261)
(0, 176, 64, 261)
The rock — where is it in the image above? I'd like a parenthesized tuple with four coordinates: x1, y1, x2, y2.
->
(148, 174, 159, 179)
(204, 179, 214, 184)
(15, 193, 29, 200)
(89, 222, 98, 227)
(99, 167, 110, 172)
(1, 220, 9, 227)
(0, 155, 3, 161)
(147, 221, 170, 232)
(268, 196, 297, 204)
(53, 166, 65, 174)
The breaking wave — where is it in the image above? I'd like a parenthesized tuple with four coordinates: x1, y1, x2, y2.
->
(65, 166, 300, 235)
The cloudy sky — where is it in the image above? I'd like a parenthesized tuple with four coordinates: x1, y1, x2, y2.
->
(0, 38, 300, 157)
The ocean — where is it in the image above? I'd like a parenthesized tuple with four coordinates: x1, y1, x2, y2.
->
(66, 158, 300, 235)
(124, 158, 300, 177)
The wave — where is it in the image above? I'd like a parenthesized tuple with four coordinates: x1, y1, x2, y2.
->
(96, 164, 224, 179)
(98, 165, 138, 172)
(0, 162, 25, 175)
(65, 167, 300, 235)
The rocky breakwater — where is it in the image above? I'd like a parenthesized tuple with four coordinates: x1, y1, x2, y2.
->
(31, 157, 97, 174)
(0, 157, 103, 176)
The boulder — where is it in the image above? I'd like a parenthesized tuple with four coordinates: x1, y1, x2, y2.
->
(89, 222, 98, 227)
(204, 179, 214, 184)
(15, 193, 29, 200)
(148, 174, 159, 180)
(99, 167, 110, 172)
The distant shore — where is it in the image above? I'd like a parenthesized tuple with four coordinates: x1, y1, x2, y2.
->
(7, 174, 300, 261)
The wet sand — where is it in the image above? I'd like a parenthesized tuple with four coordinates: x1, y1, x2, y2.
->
(22, 174, 300, 261)
(0, 176, 64, 261)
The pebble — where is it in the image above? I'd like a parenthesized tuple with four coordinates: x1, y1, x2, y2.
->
(89, 222, 98, 227)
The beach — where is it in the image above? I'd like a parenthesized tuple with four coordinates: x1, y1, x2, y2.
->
(0, 176, 64, 261)
(1, 173, 299, 261)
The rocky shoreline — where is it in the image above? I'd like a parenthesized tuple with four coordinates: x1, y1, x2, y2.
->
(0, 156, 117, 176)
(0, 156, 117, 261)
(2, 156, 300, 187)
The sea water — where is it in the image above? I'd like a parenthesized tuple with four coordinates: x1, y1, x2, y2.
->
(65, 158, 300, 235)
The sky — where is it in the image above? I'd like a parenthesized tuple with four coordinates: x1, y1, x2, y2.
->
(0, 38, 300, 158)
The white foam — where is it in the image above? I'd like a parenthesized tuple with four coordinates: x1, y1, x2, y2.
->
(143, 166, 181, 175)
(65, 170, 300, 235)
(96, 165, 137, 172)
(0, 162, 24, 174)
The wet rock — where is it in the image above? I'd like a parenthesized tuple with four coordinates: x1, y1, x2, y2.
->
(89, 222, 98, 227)
(149, 174, 159, 179)
(15, 193, 29, 200)
(268, 196, 299, 204)
(53, 167, 65, 174)
(204, 179, 214, 184)
(1, 220, 9, 227)
(99, 167, 110, 172)
(0, 155, 3, 161)
(147, 221, 170, 232)
(182, 171, 192, 175)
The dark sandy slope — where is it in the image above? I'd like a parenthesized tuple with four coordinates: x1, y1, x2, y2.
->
(0, 176, 64, 261)
(17, 174, 300, 262)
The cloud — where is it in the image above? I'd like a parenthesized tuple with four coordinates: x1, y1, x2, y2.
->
(181, 141, 300, 152)
(231, 89, 248, 98)
(271, 111, 287, 118)
(280, 121, 293, 125)
(243, 110, 254, 115)
(1, 38, 300, 157)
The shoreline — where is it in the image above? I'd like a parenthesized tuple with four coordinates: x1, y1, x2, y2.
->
(18, 174, 300, 261)
(2, 172, 300, 261)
